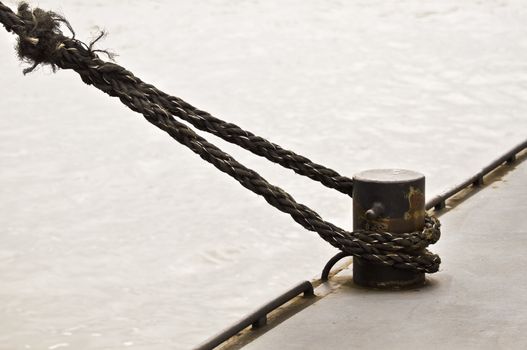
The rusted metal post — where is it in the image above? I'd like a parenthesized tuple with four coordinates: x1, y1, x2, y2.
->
(352, 169, 426, 288)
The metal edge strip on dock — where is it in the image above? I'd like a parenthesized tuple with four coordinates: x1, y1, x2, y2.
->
(426, 139, 527, 210)
(194, 281, 314, 350)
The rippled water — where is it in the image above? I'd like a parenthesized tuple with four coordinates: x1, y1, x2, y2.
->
(1, 0, 526, 348)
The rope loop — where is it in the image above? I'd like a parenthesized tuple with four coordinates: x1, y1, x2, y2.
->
(341, 213, 441, 273)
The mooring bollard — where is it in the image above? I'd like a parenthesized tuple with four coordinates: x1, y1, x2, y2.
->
(352, 169, 426, 288)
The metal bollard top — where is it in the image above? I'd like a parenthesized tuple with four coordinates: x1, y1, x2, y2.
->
(353, 169, 424, 183)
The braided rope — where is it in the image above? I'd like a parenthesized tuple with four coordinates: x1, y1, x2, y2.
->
(1, 2, 354, 196)
(0, 2, 441, 273)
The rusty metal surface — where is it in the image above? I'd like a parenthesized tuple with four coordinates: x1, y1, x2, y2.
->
(352, 169, 426, 288)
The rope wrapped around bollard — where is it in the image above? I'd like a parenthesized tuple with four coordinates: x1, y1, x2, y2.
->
(0, 2, 441, 273)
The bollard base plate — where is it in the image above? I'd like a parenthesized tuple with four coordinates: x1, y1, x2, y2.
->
(353, 257, 425, 289)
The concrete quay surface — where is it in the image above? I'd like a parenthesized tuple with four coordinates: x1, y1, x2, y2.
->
(243, 158, 527, 350)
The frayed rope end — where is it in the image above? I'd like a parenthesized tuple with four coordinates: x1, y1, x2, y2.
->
(14, 2, 114, 75)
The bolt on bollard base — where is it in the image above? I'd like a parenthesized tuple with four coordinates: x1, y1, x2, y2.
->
(352, 169, 426, 289)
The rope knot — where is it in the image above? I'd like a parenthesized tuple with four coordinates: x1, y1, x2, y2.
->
(15, 2, 70, 74)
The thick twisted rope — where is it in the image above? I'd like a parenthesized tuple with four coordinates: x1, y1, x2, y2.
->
(0, 2, 354, 196)
(0, 2, 441, 272)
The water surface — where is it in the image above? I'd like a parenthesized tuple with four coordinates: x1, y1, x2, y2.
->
(1, 0, 526, 348)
